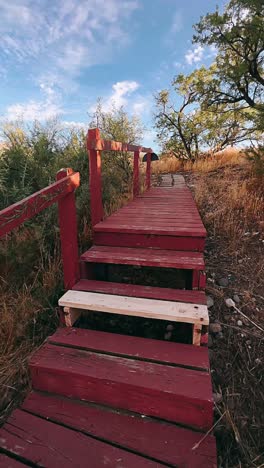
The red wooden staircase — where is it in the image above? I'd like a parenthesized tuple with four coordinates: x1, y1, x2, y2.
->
(0, 129, 217, 467)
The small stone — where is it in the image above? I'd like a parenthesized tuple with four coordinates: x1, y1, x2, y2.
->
(238, 259, 243, 264)
(233, 294, 240, 304)
(166, 324, 174, 332)
(225, 298, 235, 308)
(213, 392, 222, 404)
(255, 358, 261, 365)
(208, 335, 213, 348)
(164, 331, 172, 340)
(207, 296, 214, 308)
(218, 277, 229, 287)
(237, 320, 243, 327)
(209, 323, 222, 334)
(216, 331, 224, 340)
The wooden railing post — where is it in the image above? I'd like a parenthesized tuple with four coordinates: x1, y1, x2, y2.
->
(56, 168, 80, 289)
(87, 128, 103, 226)
(146, 152, 151, 190)
(133, 150, 140, 197)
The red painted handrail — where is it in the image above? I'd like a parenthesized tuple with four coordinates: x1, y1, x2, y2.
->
(0, 168, 80, 289)
(86, 128, 153, 227)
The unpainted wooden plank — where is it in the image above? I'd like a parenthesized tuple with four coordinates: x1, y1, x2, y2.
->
(58, 290, 209, 325)
(193, 324, 202, 346)
(22, 391, 217, 467)
(0, 409, 159, 468)
(48, 326, 210, 371)
(30, 343, 213, 430)
(63, 306, 82, 327)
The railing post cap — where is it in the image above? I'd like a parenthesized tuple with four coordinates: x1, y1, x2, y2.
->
(87, 128, 101, 139)
(56, 168, 74, 180)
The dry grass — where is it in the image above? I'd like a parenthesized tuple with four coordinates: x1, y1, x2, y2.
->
(0, 248, 61, 423)
(151, 156, 182, 174)
(184, 159, 264, 467)
(152, 147, 247, 174)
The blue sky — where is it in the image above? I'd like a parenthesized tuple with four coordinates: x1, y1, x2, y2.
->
(0, 0, 225, 150)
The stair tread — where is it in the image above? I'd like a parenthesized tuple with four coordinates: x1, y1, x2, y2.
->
(0, 409, 158, 468)
(59, 290, 209, 325)
(49, 327, 209, 371)
(73, 279, 207, 304)
(19, 391, 216, 467)
(30, 342, 213, 430)
(80, 245, 205, 270)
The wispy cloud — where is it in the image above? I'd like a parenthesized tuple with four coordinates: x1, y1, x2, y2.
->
(185, 45, 204, 65)
(5, 83, 62, 121)
(165, 9, 183, 45)
(171, 11, 183, 34)
(0, 0, 139, 86)
(90, 81, 140, 112)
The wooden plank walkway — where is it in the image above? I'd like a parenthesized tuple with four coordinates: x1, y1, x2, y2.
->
(94, 175, 206, 251)
(0, 132, 217, 466)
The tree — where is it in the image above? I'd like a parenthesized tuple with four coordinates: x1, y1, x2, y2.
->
(89, 100, 145, 188)
(90, 99, 144, 143)
(193, 0, 264, 112)
(155, 69, 247, 160)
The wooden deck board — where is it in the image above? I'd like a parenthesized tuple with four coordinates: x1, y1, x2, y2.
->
(0, 455, 26, 467)
(58, 290, 209, 325)
(22, 391, 217, 467)
(94, 231, 205, 251)
(30, 342, 213, 430)
(81, 245, 205, 270)
(49, 327, 210, 371)
(0, 409, 160, 467)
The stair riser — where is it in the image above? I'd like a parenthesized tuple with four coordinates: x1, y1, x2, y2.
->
(30, 367, 213, 431)
(94, 232, 205, 252)
(80, 261, 206, 290)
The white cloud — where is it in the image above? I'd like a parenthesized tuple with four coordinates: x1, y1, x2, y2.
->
(5, 100, 62, 121)
(185, 45, 204, 65)
(93, 81, 140, 112)
(0, 0, 139, 82)
(62, 121, 87, 129)
(5, 82, 62, 121)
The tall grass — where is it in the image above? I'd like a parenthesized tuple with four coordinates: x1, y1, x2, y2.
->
(152, 147, 247, 174)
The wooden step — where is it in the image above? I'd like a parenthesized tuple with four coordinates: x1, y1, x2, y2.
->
(81, 245, 205, 270)
(94, 231, 206, 251)
(58, 290, 209, 344)
(49, 327, 210, 371)
(0, 454, 26, 467)
(73, 279, 207, 304)
(0, 409, 159, 467)
(18, 391, 216, 467)
(29, 341, 213, 430)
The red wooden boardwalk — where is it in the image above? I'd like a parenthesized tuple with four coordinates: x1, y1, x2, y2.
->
(93, 179, 206, 252)
(0, 130, 217, 467)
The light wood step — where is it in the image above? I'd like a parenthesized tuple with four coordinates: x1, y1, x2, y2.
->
(58, 290, 209, 345)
